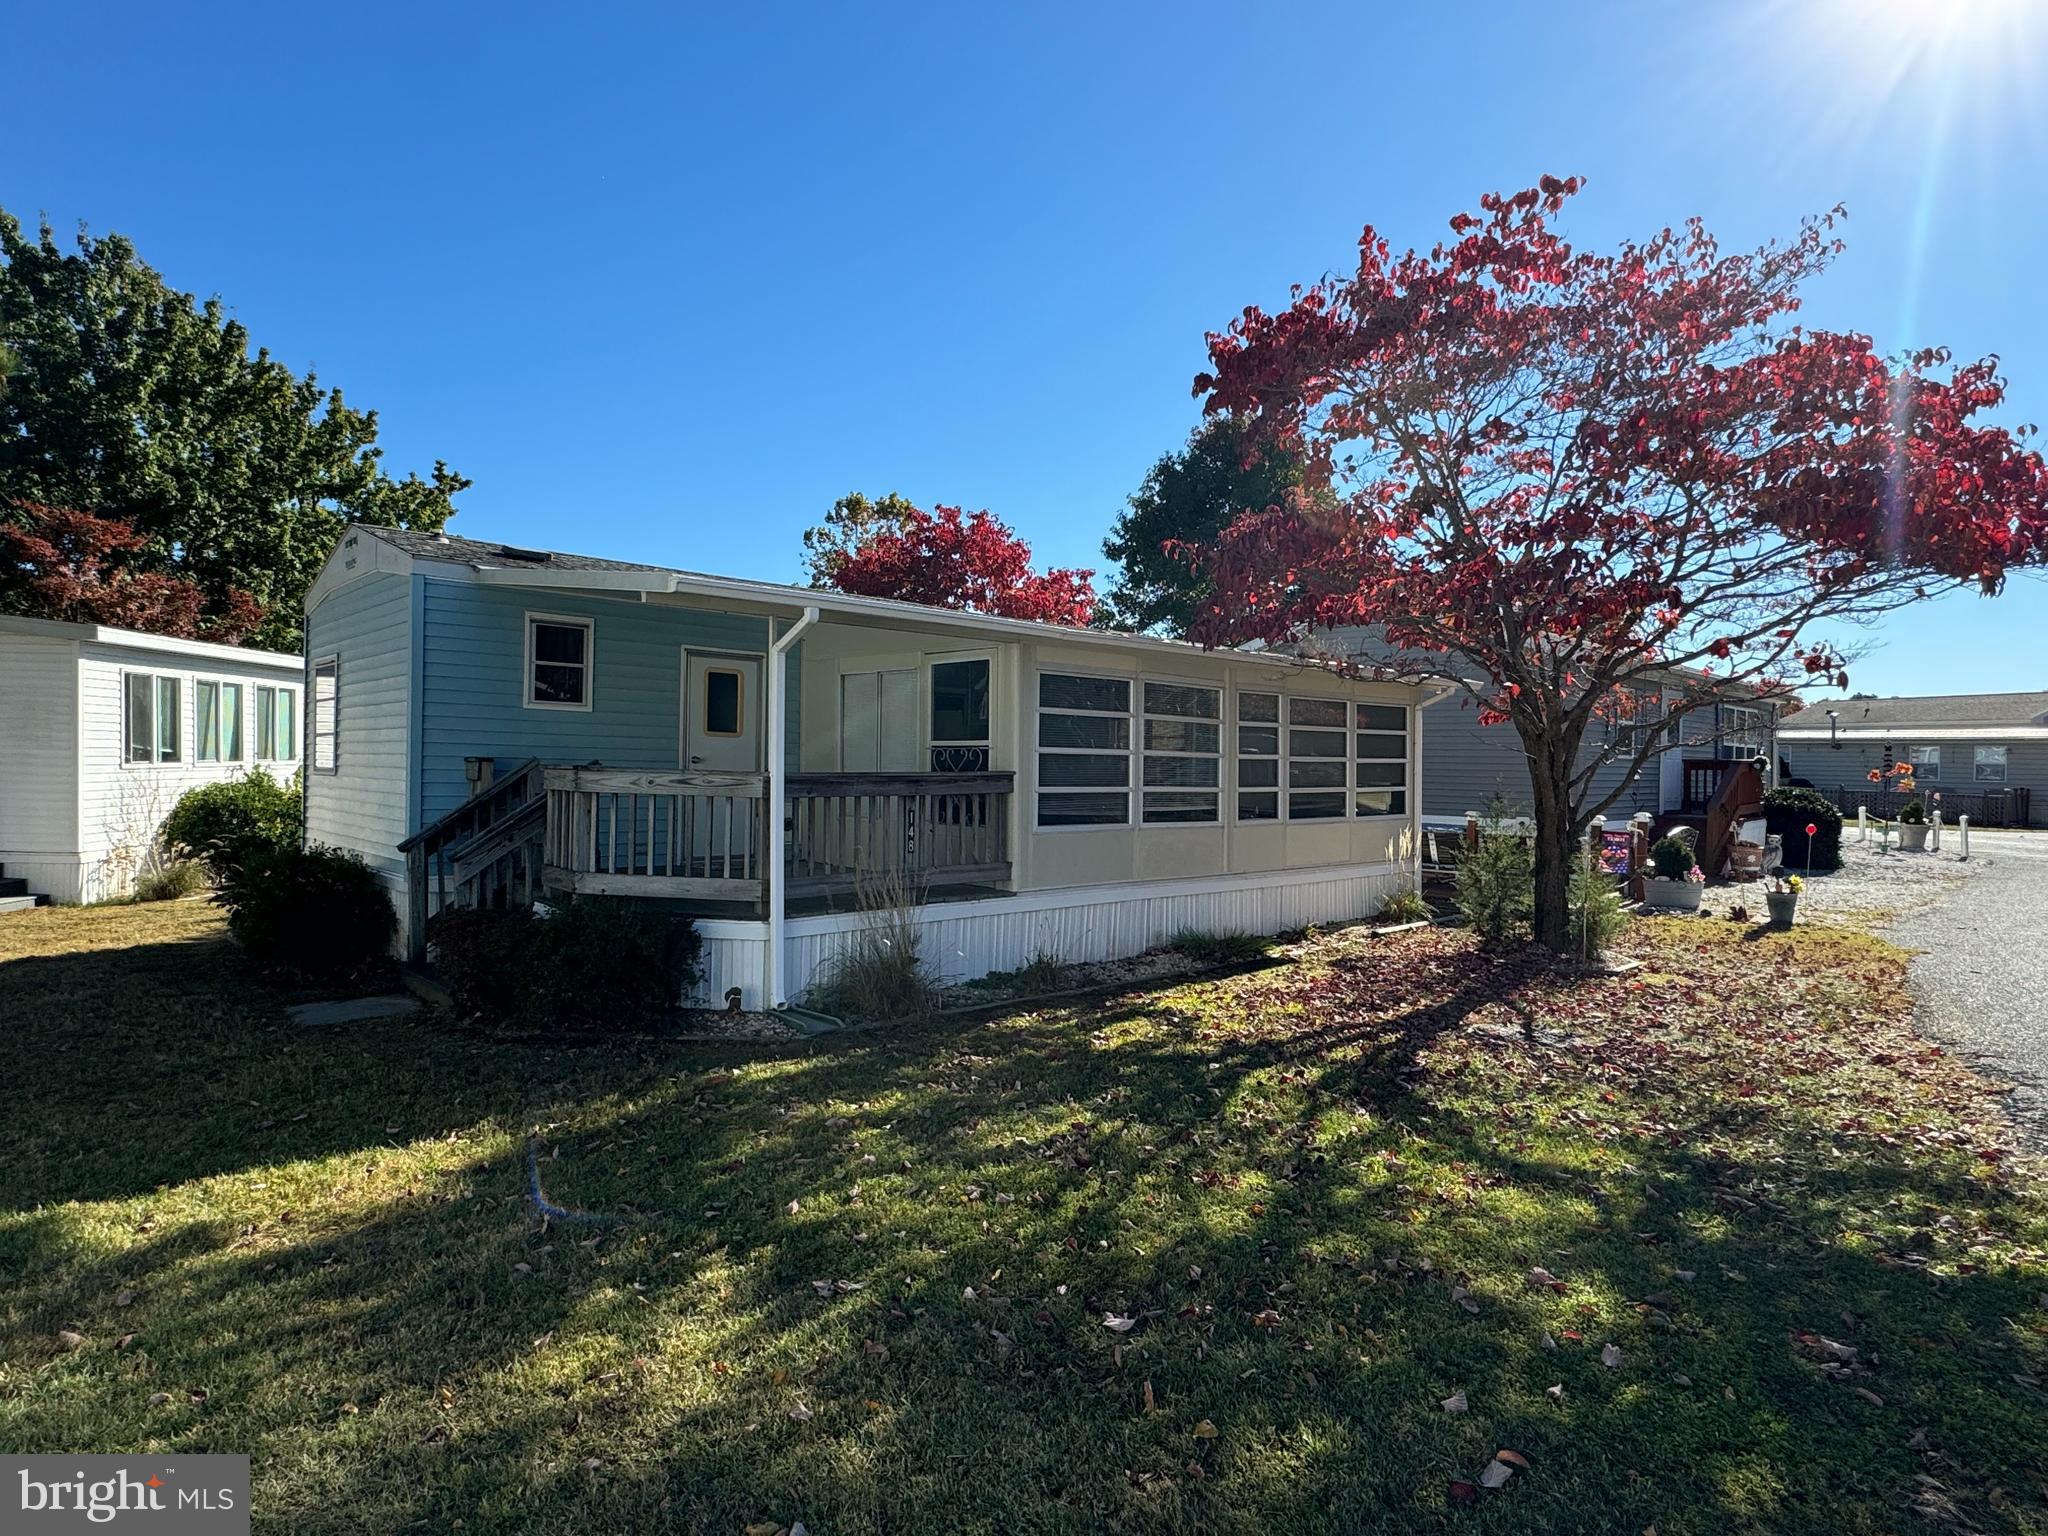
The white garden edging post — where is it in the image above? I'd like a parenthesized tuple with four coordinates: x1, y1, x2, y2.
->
(1930, 808, 1942, 853)
(1959, 815, 1970, 861)
(1858, 806, 1869, 844)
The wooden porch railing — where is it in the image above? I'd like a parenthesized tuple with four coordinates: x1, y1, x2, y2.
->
(1681, 757, 1729, 812)
(541, 766, 769, 903)
(786, 771, 1012, 898)
(1698, 758, 1765, 879)
(399, 758, 546, 961)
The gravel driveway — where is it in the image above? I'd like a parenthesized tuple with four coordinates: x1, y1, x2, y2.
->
(1878, 829, 2048, 1134)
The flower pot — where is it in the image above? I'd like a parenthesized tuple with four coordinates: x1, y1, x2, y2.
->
(1765, 890, 1798, 927)
(1642, 877, 1704, 913)
(1897, 823, 1930, 852)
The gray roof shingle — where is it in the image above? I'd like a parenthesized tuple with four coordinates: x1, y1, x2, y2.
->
(366, 527, 681, 576)
(1788, 692, 2048, 729)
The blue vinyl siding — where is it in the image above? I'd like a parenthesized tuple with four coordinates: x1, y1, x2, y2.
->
(303, 570, 414, 873)
(416, 580, 798, 827)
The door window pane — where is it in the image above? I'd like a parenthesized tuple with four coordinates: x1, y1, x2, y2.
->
(704, 669, 742, 735)
(931, 659, 991, 743)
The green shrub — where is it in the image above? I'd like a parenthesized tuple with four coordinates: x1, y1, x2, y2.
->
(1763, 787, 1844, 871)
(1649, 835, 1694, 881)
(1012, 950, 1069, 994)
(1376, 888, 1431, 926)
(429, 907, 536, 1023)
(1567, 862, 1628, 959)
(217, 845, 395, 982)
(809, 875, 938, 1023)
(1167, 928, 1271, 967)
(428, 900, 702, 1034)
(163, 769, 302, 879)
(1897, 797, 1928, 825)
(134, 861, 207, 903)
(1454, 800, 1533, 944)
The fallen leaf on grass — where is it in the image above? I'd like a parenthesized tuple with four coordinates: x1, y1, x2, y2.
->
(146, 1392, 171, 1407)
(1853, 1387, 1885, 1406)
(1447, 1479, 1479, 1508)
(1526, 1267, 1566, 1293)
(580, 1457, 603, 1471)
(1495, 1449, 1531, 1470)
(1441, 1389, 1468, 1413)
(1545, 1384, 1565, 1403)
(1102, 1313, 1138, 1333)
(788, 1401, 813, 1422)
(1191, 1419, 1218, 1440)
(1479, 1460, 1514, 1490)
(56, 1330, 86, 1350)
(1600, 1343, 1624, 1369)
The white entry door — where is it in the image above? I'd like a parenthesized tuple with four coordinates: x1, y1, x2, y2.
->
(683, 651, 764, 773)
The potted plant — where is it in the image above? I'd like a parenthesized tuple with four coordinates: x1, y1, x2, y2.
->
(1896, 797, 1930, 852)
(1641, 834, 1705, 913)
(1765, 871, 1802, 926)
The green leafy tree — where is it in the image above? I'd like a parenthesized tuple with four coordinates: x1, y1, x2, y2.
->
(802, 491, 920, 588)
(1099, 417, 1310, 635)
(0, 211, 467, 649)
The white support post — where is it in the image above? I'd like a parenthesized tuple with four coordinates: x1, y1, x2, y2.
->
(1858, 805, 1869, 843)
(763, 605, 820, 1011)
(1959, 814, 1971, 861)
(1930, 808, 1943, 853)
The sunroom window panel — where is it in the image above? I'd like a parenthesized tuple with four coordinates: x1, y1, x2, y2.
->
(1039, 674, 1129, 713)
(155, 677, 180, 762)
(1355, 789, 1408, 817)
(195, 680, 221, 761)
(1037, 791, 1129, 826)
(1143, 755, 1220, 788)
(220, 682, 244, 761)
(1142, 681, 1219, 720)
(1355, 704, 1405, 732)
(1238, 725, 1278, 756)
(1356, 732, 1406, 759)
(1239, 758, 1278, 788)
(1356, 761, 1405, 789)
(1039, 713, 1129, 750)
(1288, 790, 1347, 820)
(1288, 728, 1348, 759)
(1143, 718, 1219, 755)
(1144, 790, 1220, 824)
(1288, 698, 1348, 728)
(1238, 691, 1279, 723)
(1040, 752, 1132, 788)
(256, 686, 277, 760)
(1238, 791, 1280, 821)
(1288, 758, 1346, 789)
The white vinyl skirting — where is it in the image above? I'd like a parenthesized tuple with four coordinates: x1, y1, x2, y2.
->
(691, 860, 1414, 1009)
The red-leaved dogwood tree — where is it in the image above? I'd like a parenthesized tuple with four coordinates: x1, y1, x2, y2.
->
(811, 499, 1096, 626)
(1188, 178, 2048, 948)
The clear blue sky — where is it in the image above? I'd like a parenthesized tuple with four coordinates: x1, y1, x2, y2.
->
(9, 0, 2046, 696)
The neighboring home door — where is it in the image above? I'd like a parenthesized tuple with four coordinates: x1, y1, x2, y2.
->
(839, 669, 920, 773)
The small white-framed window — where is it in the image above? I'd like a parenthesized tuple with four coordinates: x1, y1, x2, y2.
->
(256, 685, 298, 762)
(525, 613, 593, 710)
(310, 656, 339, 774)
(1235, 690, 1280, 822)
(196, 679, 245, 763)
(1907, 745, 1941, 782)
(1141, 679, 1220, 824)
(1720, 703, 1767, 760)
(1037, 672, 1131, 827)
(1975, 745, 2009, 783)
(123, 672, 182, 765)
(1354, 702, 1409, 817)
(929, 656, 992, 772)
(1286, 696, 1349, 821)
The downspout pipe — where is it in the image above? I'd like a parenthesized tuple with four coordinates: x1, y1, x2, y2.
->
(765, 606, 820, 1010)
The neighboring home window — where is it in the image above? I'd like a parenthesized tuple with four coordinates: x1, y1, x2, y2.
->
(1037, 672, 1131, 826)
(1286, 696, 1349, 820)
(1975, 745, 2009, 783)
(256, 685, 298, 762)
(1354, 703, 1409, 817)
(525, 614, 593, 709)
(123, 673, 182, 765)
(1236, 691, 1280, 821)
(1907, 745, 1941, 782)
(930, 658, 992, 772)
(1721, 703, 1766, 759)
(195, 680, 245, 763)
(1141, 680, 1220, 824)
(311, 657, 339, 773)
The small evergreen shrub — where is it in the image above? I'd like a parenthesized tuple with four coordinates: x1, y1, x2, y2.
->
(217, 845, 395, 982)
(1376, 888, 1431, 926)
(1897, 797, 1928, 825)
(429, 907, 536, 1023)
(428, 900, 702, 1034)
(1567, 862, 1628, 958)
(1454, 800, 1534, 944)
(1167, 928, 1271, 967)
(524, 898, 703, 1034)
(133, 861, 207, 903)
(1649, 835, 1695, 881)
(163, 769, 302, 879)
(1763, 787, 1843, 871)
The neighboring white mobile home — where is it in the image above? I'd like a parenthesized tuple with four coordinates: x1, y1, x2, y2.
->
(303, 528, 1438, 1008)
(0, 615, 303, 905)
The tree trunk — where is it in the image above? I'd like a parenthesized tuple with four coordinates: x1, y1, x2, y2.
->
(1525, 735, 1578, 952)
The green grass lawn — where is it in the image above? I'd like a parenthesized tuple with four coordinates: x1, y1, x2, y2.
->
(3, 901, 2046, 1535)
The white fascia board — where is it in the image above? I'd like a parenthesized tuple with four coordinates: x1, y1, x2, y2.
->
(1777, 726, 2048, 742)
